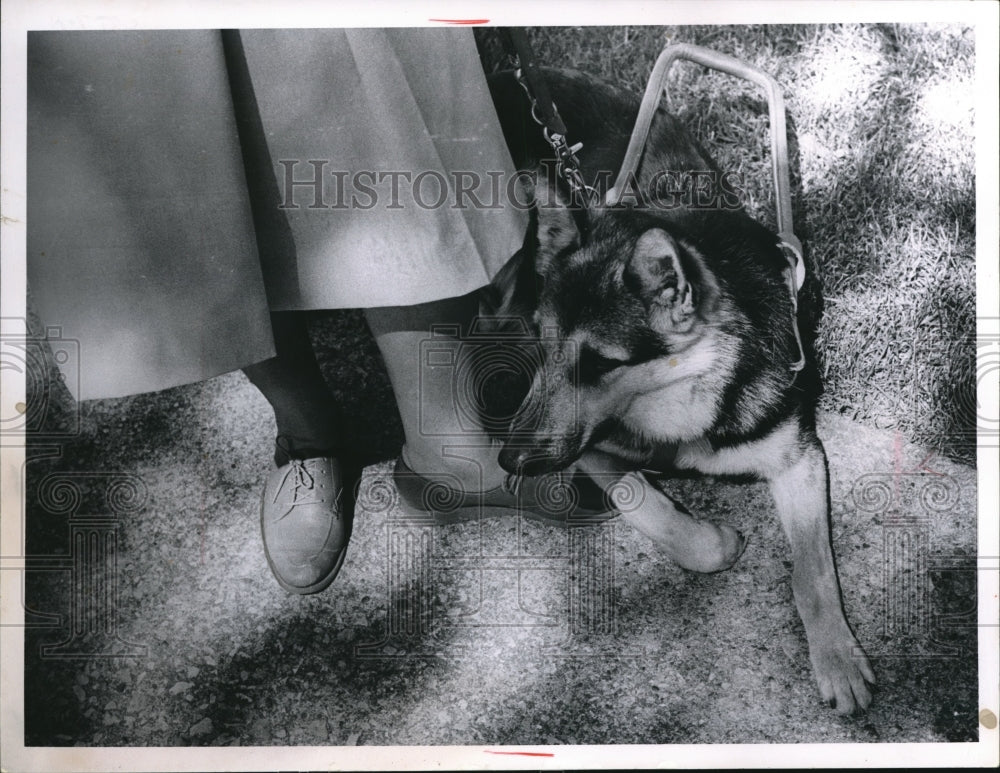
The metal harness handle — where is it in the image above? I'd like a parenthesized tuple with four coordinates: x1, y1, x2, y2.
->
(607, 43, 807, 372)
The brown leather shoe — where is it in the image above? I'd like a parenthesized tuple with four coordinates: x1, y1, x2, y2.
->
(260, 456, 353, 594)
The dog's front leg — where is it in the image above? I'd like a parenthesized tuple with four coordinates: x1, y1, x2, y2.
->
(576, 451, 746, 573)
(769, 440, 875, 714)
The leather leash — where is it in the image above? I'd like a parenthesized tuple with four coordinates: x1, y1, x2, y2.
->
(499, 29, 598, 240)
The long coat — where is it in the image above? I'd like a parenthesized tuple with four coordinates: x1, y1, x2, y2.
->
(27, 28, 526, 400)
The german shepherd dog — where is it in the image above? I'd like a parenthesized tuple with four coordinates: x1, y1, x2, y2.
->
(483, 68, 876, 714)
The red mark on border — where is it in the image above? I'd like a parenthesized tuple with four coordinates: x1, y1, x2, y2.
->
(428, 18, 490, 24)
(485, 750, 556, 757)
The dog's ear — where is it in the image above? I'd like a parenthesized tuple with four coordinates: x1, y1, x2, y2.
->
(625, 228, 696, 323)
(533, 179, 581, 274)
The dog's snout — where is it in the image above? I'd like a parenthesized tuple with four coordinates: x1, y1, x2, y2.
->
(498, 445, 532, 475)
(498, 443, 579, 477)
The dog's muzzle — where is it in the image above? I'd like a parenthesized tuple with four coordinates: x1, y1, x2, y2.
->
(498, 441, 583, 477)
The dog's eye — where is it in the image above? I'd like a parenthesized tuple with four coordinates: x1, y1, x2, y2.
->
(579, 347, 628, 382)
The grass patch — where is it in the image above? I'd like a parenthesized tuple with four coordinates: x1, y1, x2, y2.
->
(481, 23, 976, 463)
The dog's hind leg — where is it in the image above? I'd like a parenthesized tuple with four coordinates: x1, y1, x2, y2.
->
(767, 436, 876, 714)
(576, 451, 747, 573)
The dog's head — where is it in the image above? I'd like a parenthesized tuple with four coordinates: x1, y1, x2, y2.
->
(497, 184, 732, 476)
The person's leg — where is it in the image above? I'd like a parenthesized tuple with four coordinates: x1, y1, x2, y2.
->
(243, 311, 354, 595)
(364, 293, 507, 493)
(242, 311, 344, 463)
(368, 293, 619, 524)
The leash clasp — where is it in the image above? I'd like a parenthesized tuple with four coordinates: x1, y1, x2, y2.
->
(504, 30, 599, 217)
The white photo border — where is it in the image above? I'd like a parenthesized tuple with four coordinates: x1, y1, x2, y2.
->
(2, 1, 997, 770)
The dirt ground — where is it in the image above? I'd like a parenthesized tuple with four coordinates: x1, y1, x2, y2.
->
(21, 311, 979, 748)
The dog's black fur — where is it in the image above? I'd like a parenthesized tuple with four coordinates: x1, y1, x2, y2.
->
(485, 69, 821, 455)
(480, 67, 875, 714)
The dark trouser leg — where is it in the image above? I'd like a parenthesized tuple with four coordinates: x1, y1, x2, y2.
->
(242, 311, 344, 465)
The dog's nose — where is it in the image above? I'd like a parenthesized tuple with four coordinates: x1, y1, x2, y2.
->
(498, 445, 563, 477)
(498, 445, 529, 475)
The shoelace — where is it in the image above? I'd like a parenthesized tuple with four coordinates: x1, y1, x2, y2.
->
(270, 459, 325, 521)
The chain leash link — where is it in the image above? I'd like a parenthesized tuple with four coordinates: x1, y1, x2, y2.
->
(511, 60, 601, 210)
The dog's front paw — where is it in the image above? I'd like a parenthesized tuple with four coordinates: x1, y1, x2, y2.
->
(618, 481, 748, 573)
(679, 521, 747, 573)
(639, 517, 747, 573)
(809, 633, 875, 715)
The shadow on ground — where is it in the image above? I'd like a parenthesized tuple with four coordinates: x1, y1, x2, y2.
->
(22, 311, 978, 747)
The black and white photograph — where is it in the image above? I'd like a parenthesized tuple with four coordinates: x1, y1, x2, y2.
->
(1, 1, 997, 770)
